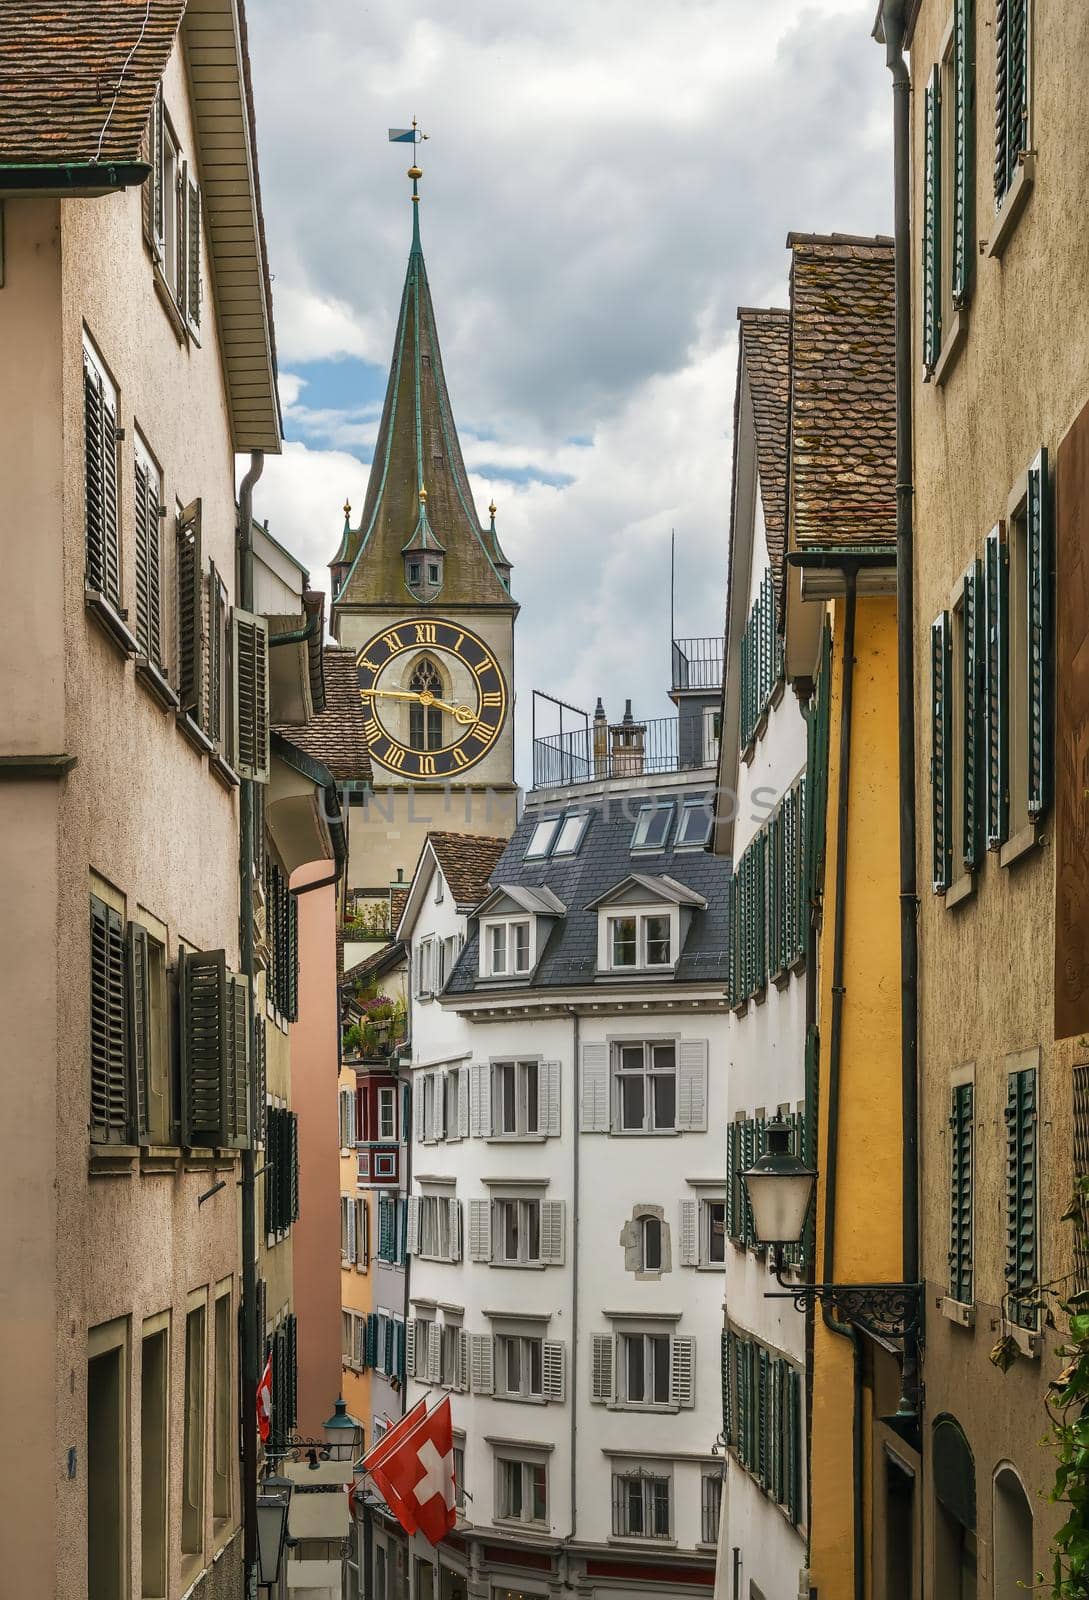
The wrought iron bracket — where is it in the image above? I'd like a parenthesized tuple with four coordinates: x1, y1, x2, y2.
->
(765, 1251, 923, 1341)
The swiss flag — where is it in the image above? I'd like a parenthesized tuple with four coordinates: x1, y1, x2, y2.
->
(368, 1397, 456, 1546)
(361, 1399, 427, 1473)
(256, 1354, 273, 1445)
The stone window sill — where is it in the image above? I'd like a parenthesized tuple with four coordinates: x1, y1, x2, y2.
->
(209, 752, 240, 790)
(987, 154, 1036, 260)
(939, 1295, 975, 1328)
(141, 1146, 182, 1175)
(607, 1536, 678, 1550)
(86, 587, 137, 657)
(135, 656, 179, 712)
(89, 1144, 138, 1177)
(944, 871, 976, 911)
(932, 306, 969, 387)
(999, 820, 1041, 870)
(1008, 1323, 1041, 1359)
(176, 711, 214, 756)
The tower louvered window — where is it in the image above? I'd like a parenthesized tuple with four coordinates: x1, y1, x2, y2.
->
(994, 0, 1030, 207)
(83, 344, 121, 609)
(931, 612, 953, 892)
(1005, 1066, 1037, 1329)
(949, 1083, 974, 1304)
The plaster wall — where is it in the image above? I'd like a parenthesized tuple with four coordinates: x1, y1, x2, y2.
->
(347, 786, 520, 901)
(907, 0, 1089, 1577)
(339, 1058, 374, 1431)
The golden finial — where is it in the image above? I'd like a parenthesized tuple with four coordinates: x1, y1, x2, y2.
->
(419, 486, 428, 503)
(343, 498, 351, 520)
(488, 499, 497, 518)
(408, 164, 423, 182)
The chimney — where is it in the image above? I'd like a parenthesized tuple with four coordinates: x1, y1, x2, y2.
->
(592, 697, 609, 777)
(610, 699, 646, 777)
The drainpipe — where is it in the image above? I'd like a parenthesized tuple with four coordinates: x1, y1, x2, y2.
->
(237, 450, 264, 1598)
(879, 0, 922, 1428)
(568, 1007, 581, 1545)
(820, 567, 864, 1600)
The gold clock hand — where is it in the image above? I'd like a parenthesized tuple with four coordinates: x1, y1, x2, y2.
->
(359, 688, 423, 703)
(360, 687, 479, 725)
(428, 697, 478, 725)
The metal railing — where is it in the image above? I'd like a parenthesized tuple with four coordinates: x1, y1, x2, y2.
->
(533, 714, 693, 788)
(671, 635, 724, 692)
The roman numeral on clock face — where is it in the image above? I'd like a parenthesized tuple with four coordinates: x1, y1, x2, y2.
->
(380, 629, 403, 652)
(481, 691, 502, 709)
(414, 623, 437, 643)
(382, 744, 407, 770)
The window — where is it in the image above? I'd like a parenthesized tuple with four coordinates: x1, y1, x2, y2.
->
(266, 1315, 298, 1453)
(428, 563, 441, 584)
(993, 0, 1030, 211)
(614, 1042, 676, 1131)
(676, 798, 712, 849)
(453, 1439, 466, 1513)
(1005, 1063, 1037, 1329)
(591, 1330, 695, 1410)
(176, 500, 204, 723)
(440, 1322, 461, 1388)
(146, 95, 202, 334)
(494, 1059, 541, 1136)
(133, 430, 163, 669)
(482, 918, 532, 978)
(495, 1456, 548, 1527)
(722, 1330, 803, 1522)
(553, 810, 589, 854)
(469, 1196, 564, 1265)
(414, 1194, 461, 1262)
(496, 1335, 544, 1400)
(993, 1466, 1033, 1599)
(378, 1087, 396, 1141)
(612, 1470, 671, 1539)
(921, 7, 975, 377)
(140, 1319, 169, 1596)
(409, 657, 444, 751)
(526, 816, 559, 858)
(88, 1321, 127, 1600)
(264, 1108, 299, 1237)
(182, 1302, 206, 1560)
(417, 937, 434, 998)
(704, 1199, 727, 1266)
(619, 1332, 671, 1406)
(89, 893, 129, 1144)
(605, 910, 673, 971)
(212, 1289, 232, 1525)
(950, 1082, 974, 1304)
(631, 801, 675, 851)
(377, 1192, 408, 1264)
(496, 1197, 541, 1264)
(207, 563, 230, 759)
(701, 1471, 723, 1545)
(640, 1216, 663, 1274)
(83, 334, 122, 612)
(409, 561, 421, 584)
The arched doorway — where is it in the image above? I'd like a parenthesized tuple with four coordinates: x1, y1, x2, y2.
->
(993, 1464, 1033, 1598)
(932, 1415, 976, 1599)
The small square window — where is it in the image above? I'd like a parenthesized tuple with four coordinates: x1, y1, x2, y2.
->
(632, 802, 675, 851)
(408, 561, 421, 584)
(428, 563, 440, 584)
(526, 817, 559, 858)
(553, 811, 589, 855)
(676, 799, 712, 848)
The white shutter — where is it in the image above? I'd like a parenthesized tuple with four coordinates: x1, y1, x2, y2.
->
(470, 1334, 494, 1396)
(357, 1198, 368, 1269)
(347, 1198, 357, 1263)
(579, 1041, 610, 1132)
(457, 1330, 470, 1393)
(679, 1200, 698, 1266)
(406, 1196, 421, 1257)
(427, 1322, 442, 1384)
(458, 1066, 470, 1139)
(469, 1199, 492, 1262)
(470, 1062, 492, 1138)
(676, 1039, 709, 1131)
(540, 1200, 566, 1265)
(447, 1198, 463, 1262)
(590, 1334, 614, 1403)
(338, 1090, 349, 1149)
(433, 1072, 446, 1141)
(670, 1335, 696, 1408)
(543, 1060, 562, 1138)
(543, 1340, 566, 1402)
(414, 1077, 426, 1144)
(405, 1319, 417, 1379)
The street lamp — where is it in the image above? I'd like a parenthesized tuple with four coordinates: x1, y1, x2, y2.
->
(323, 1395, 365, 1463)
(740, 1120, 921, 1342)
(256, 1477, 292, 1589)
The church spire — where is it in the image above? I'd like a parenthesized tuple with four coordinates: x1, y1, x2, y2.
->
(330, 164, 515, 620)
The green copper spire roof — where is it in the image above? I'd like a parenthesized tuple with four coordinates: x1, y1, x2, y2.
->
(331, 168, 514, 612)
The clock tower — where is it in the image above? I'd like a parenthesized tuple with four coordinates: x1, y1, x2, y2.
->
(329, 162, 518, 896)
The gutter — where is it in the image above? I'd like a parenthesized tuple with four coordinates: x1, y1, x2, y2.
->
(268, 732, 347, 897)
(0, 160, 150, 193)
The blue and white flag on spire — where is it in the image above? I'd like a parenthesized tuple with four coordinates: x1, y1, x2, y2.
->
(388, 127, 423, 144)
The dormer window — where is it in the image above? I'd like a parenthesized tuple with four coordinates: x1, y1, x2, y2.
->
(632, 801, 675, 852)
(526, 817, 559, 858)
(525, 810, 589, 860)
(482, 918, 533, 978)
(676, 798, 713, 849)
(606, 910, 674, 971)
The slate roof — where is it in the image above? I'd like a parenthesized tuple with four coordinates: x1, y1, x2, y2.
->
(787, 235, 896, 550)
(737, 307, 791, 581)
(445, 789, 731, 995)
(0, 0, 185, 167)
(428, 832, 508, 909)
(272, 647, 370, 782)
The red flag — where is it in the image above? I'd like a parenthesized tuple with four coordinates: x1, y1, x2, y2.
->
(361, 1399, 427, 1473)
(369, 1397, 456, 1546)
(256, 1354, 273, 1445)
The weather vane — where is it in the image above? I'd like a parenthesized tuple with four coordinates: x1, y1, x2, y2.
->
(388, 118, 429, 203)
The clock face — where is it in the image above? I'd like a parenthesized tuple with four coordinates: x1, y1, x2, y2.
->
(356, 617, 508, 779)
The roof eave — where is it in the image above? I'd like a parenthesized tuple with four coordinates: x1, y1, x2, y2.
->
(0, 160, 151, 196)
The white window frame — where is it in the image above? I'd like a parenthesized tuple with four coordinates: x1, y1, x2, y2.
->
(493, 1197, 542, 1266)
(611, 1039, 678, 1133)
(377, 1086, 396, 1143)
(612, 1466, 673, 1540)
(416, 937, 435, 999)
(480, 917, 533, 978)
(617, 1331, 673, 1409)
(702, 1197, 726, 1268)
(598, 905, 678, 973)
(552, 810, 590, 856)
(494, 1333, 545, 1402)
(494, 1452, 549, 1529)
(676, 798, 713, 849)
(492, 1058, 542, 1138)
(631, 800, 675, 851)
(700, 1470, 723, 1545)
(525, 816, 560, 858)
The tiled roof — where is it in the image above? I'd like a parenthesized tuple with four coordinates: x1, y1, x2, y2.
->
(342, 940, 407, 991)
(787, 235, 896, 550)
(428, 832, 508, 909)
(272, 647, 370, 782)
(390, 887, 409, 928)
(738, 307, 791, 580)
(446, 789, 731, 995)
(0, 0, 185, 166)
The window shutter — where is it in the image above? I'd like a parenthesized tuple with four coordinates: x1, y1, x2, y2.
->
(1026, 448, 1052, 819)
(1005, 1067, 1037, 1329)
(721, 1329, 734, 1444)
(468, 1199, 492, 1263)
(125, 922, 151, 1145)
(347, 1195, 357, 1264)
(289, 1112, 299, 1222)
(994, 0, 1029, 205)
(676, 1039, 709, 1131)
(540, 1200, 566, 1265)
(543, 1060, 562, 1138)
(543, 1341, 566, 1402)
(379, 1195, 394, 1260)
(931, 613, 953, 892)
(726, 872, 738, 1007)
(786, 1365, 802, 1525)
(395, 1319, 406, 1383)
(457, 1065, 470, 1139)
(456, 1329, 469, 1392)
(365, 1313, 378, 1371)
(339, 1090, 350, 1150)
(725, 1121, 739, 1240)
(753, 831, 767, 992)
(962, 560, 984, 871)
(433, 1071, 446, 1141)
(253, 1016, 267, 1148)
(414, 1077, 427, 1144)
(186, 176, 201, 332)
(447, 1198, 462, 1263)
(951, 0, 975, 307)
(469, 1062, 492, 1138)
(804, 622, 833, 905)
(142, 87, 163, 249)
(470, 1334, 494, 1396)
(83, 356, 121, 608)
(176, 501, 204, 719)
(679, 1200, 698, 1266)
(206, 564, 225, 749)
(923, 63, 942, 374)
(427, 1322, 442, 1384)
(233, 609, 270, 782)
(90, 896, 129, 1143)
(225, 971, 250, 1148)
(579, 1041, 610, 1132)
(740, 1121, 757, 1247)
(984, 526, 1010, 849)
(179, 947, 229, 1146)
(670, 1335, 696, 1409)
(737, 1339, 751, 1469)
(757, 1348, 769, 1483)
(175, 159, 188, 315)
(949, 1082, 974, 1304)
(590, 1334, 614, 1404)
(357, 1198, 368, 1268)
(133, 458, 162, 666)
(767, 811, 782, 977)
(405, 1319, 417, 1379)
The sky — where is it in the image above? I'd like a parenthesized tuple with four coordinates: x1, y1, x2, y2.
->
(245, 0, 892, 786)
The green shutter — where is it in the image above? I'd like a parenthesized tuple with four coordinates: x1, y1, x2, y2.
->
(289, 1111, 300, 1223)
(951, 0, 975, 307)
(253, 1016, 267, 1148)
(286, 1313, 298, 1431)
(365, 1312, 379, 1370)
(757, 1347, 769, 1486)
(786, 1366, 802, 1525)
(995, 0, 1029, 205)
(285, 890, 299, 1023)
(125, 922, 151, 1145)
(726, 1120, 738, 1240)
(225, 972, 250, 1149)
(737, 1338, 751, 1470)
(804, 624, 832, 908)
(768, 811, 782, 978)
(83, 357, 121, 607)
(923, 63, 942, 373)
(176, 502, 204, 719)
(180, 948, 229, 1147)
(962, 560, 984, 871)
(379, 1195, 393, 1260)
(726, 870, 738, 1007)
(1005, 1067, 1037, 1329)
(754, 830, 767, 992)
(985, 527, 1010, 849)
(90, 895, 129, 1143)
(233, 609, 270, 782)
(1026, 449, 1052, 818)
(740, 1121, 756, 1247)
(931, 612, 953, 892)
(949, 1082, 974, 1303)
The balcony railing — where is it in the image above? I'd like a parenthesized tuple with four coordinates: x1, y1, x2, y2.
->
(531, 714, 723, 789)
(671, 635, 725, 692)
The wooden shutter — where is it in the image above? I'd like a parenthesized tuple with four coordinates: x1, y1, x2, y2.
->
(357, 1198, 368, 1269)
(1005, 1067, 1037, 1329)
(931, 613, 953, 892)
(984, 526, 1010, 848)
(365, 1313, 378, 1371)
(679, 1200, 698, 1266)
(469, 1062, 492, 1138)
(432, 1071, 446, 1141)
(186, 176, 201, 332)
(447, 1198, 462, 1262)
(962, 561, 984, 871)
(176, 159, 187, 316)
(457, 1066, 470, 1139)
(740, 1121, 757, 1247)
(427, 1322, 441, 1384)
(726, 871, 738, 1007)
(721, 1329, 735, 1444)
(468, 1199, 492, 1262)
(757, 1347, 769, 1483)
(922, 64, 942, 374)
(1026, 449, 1052, 818)
(786, 1365, 802, 1525)
(456, 1329, 469, 1392)
(543, 1341, 566, 1402)
(540, 1200, 565, 1265)
(133, 457, 162, 665)
(90, 895, 129, 1143)
(543, 1059, 562, 1137)
(176, 502, 204, 719)
(406, 1196, 420, 1256)
(346, 1196, 357, 1264)
(470, 1334, 494, 1395)
(670, 1335, 696, 1409)
(676, 1039, 709, 1131)
(142, 87, 163, 250)
(207, 564, 227, 750)
(725, 1121, 739, 1241)
(253, 1017, 267, 1148)
(233, 609, 270, 782)
(753, 832, 767, 993)
(286, 892, 298, 1023)
(405, 1319, 417, 1379)
(949, 1082, 974, 1303)
(579, 1041, 610, 1132)
(83, 355, 120, 607)
(180, 948, 228, 1147)
(590, 1334, 614, 1403)
(804, 623, 833, 905)
(225, 972, 250, 1148)
(994, 0, 1029, 205)
(125, 922, 151, 1145)
(951, 0, 974, 307)
(396, 1319, 407, 1383)
(288, 1112, 299, 1222)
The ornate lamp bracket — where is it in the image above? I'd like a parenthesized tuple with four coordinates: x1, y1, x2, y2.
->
(764, 1249, 923, 1341)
